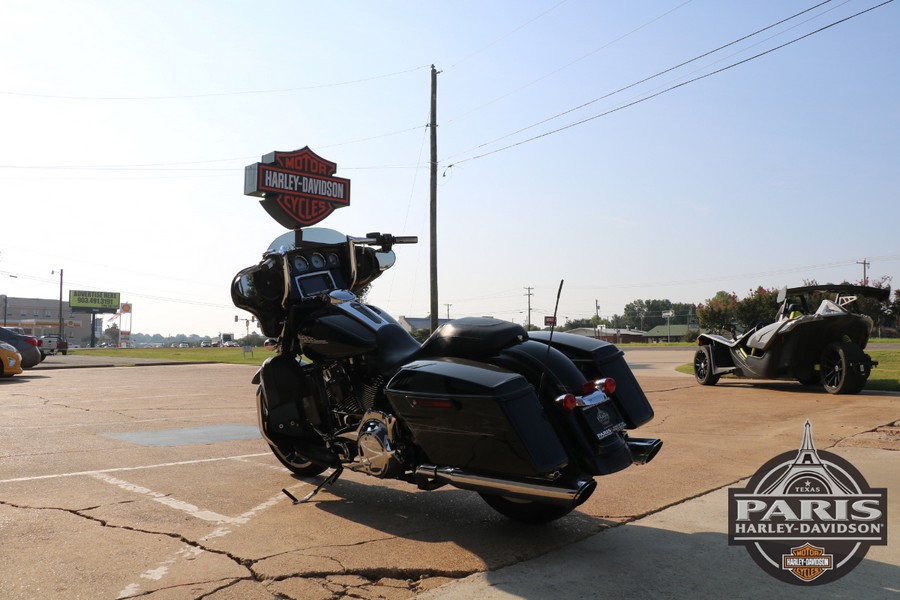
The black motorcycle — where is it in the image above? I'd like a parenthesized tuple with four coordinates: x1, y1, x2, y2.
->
(232, 227, 662, 523)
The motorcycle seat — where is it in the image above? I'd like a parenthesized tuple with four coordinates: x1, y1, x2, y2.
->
(419, 317, 527, 359)
(376, 324, 424, 374)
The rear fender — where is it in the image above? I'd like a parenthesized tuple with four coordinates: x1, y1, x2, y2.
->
(492, 341, 634, 476)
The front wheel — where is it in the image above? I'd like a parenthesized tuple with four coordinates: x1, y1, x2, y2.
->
(268, 443, 329, 477)
(694, 346, 720, 386)
(820, 342, 866, 395)
(479, 493, 575, 524)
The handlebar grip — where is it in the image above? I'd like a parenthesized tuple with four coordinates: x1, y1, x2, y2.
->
(393, 236, 418, 244)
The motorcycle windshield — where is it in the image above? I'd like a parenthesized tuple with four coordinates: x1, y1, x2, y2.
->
(266, 228, 345, 253)
(265, 228, 397, 271)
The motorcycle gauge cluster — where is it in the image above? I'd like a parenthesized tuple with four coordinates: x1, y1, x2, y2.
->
(292, 256, 310, 273)
(292, 252, 341, 274)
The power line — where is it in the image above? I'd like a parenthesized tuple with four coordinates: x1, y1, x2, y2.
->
(445, 0, 838, 158)
(445, 0, 892, 168)
(445, 0, 695, 125)
(0, 65, 431, 101)
(445, 0, 570, 71)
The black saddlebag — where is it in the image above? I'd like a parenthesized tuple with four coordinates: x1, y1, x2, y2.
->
(385, 358, 568, 477)
(529, 332, 654, 428)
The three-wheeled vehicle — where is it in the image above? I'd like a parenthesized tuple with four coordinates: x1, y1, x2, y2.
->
(693, 285, 890, 394)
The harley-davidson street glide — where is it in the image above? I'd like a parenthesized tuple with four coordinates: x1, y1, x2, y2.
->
(232, 228, 661, 523)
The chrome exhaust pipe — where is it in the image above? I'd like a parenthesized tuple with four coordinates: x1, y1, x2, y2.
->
(415, 465, 597, 507)
(627, 437, 663, 465)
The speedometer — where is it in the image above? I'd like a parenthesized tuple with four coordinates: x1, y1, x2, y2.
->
(309, 253, 326, 269)
(293, 256, 310, 273)
(325, 252, 340, 267)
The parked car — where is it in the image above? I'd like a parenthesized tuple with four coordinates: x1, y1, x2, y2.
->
(200, 341, 211, 348)
(39, 335, 68, 358)
(177, 342, 191, 348)
(0, 342, 23, 377)
(0, 327, 41, 369)
(223, 340, 239, 347)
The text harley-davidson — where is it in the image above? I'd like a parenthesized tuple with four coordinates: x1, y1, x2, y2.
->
(232, 228, 662, 523)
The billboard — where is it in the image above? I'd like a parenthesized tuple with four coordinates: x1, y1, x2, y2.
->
(69, 290, 120, 313)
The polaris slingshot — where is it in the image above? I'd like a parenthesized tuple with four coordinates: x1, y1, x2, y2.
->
(693, 285, 890, 394)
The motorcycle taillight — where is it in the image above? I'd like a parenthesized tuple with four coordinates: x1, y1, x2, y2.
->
(580, 377, 616, 396)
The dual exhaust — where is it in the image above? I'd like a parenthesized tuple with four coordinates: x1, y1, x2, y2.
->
(415, 437, 662, 507)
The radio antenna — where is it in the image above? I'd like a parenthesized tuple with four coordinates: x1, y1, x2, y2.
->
(545, 279, 564, 359)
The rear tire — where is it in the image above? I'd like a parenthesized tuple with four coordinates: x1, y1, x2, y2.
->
(820, 342, 866, 395)
(479, 493, 574, 524)
(694, 346, 720, 386)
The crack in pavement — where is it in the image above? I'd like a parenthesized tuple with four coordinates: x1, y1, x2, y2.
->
(0, 498, 262, 597)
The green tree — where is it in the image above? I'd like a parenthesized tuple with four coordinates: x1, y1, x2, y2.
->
(623, 299, 697, 330)
(410, 328, 431, 343)
(103, 324, 120, 347)
(851, 275, 893, 334)
(559, 317, 594, 331)
(696, 291, 738, 334)
(735, 287, 779, 330)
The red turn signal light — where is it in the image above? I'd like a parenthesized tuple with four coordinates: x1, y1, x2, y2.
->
(600, 377, 616, 396)
(580, 378, 616, 396)
(556, 393, 578, 412)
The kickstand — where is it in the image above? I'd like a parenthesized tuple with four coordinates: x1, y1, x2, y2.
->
(282, 466, 343, 505)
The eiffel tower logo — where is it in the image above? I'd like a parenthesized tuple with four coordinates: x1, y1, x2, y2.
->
(760, 420, 856, 496)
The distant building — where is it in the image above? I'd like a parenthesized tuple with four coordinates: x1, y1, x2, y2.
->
(0, 296, 92, 341)
(564, 326, 647, 344)
(644, 323, 697, 342)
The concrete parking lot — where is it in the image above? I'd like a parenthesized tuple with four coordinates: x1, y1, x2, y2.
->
(1, 350, 897, 599)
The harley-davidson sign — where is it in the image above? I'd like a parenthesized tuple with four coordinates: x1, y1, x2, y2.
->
(245, 147, 350, 228)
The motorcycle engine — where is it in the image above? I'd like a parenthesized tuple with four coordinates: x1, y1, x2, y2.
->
(350, 410, 403, 478)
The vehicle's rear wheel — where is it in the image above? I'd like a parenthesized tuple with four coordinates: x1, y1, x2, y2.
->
(694, 346, 720, 386)
(479, 493, 575, 524)
(820, 342, 866, 395)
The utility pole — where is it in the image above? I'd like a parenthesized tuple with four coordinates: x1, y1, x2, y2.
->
(857, 259, 870, 286)
(444, 303, 452, 320)
(52, 269, 63, 339)
(429, 65, 439, 333)
(524, 287, 533, 330)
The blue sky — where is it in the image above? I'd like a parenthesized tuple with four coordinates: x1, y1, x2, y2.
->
(2, 0, 898, 336)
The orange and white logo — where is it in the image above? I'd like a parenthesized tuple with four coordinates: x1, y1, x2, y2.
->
(245, 147, 351, 229)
